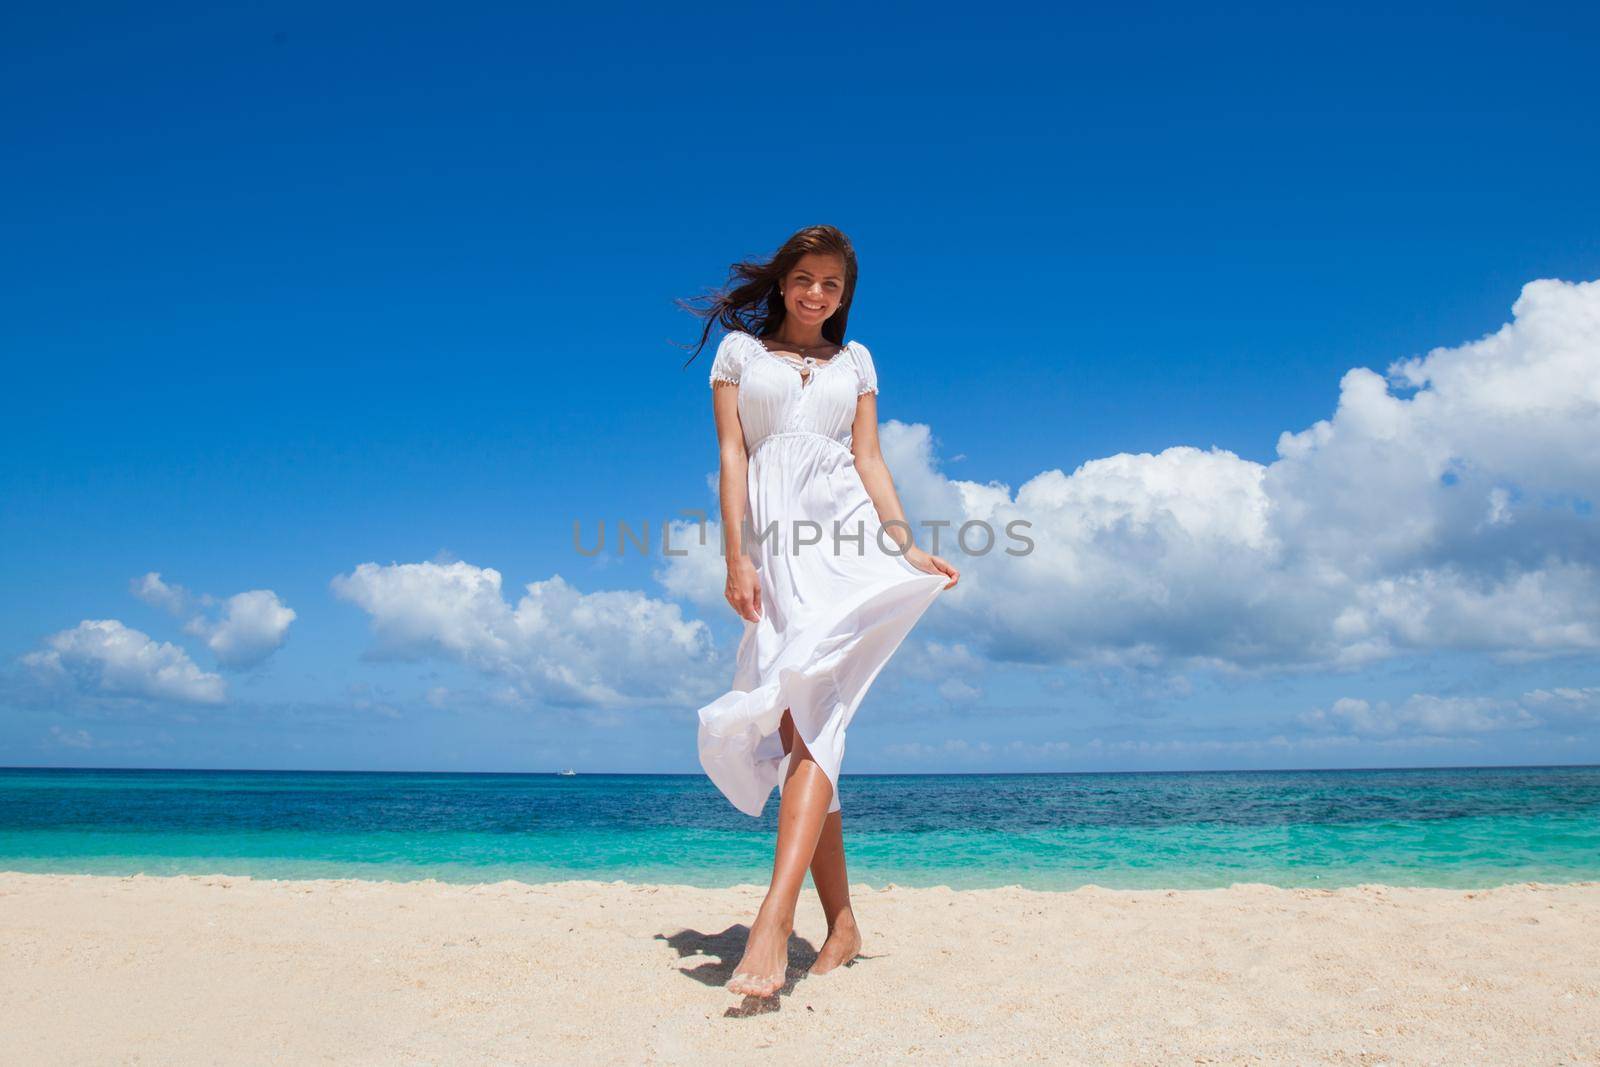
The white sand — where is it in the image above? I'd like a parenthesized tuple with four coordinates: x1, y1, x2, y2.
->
(2, 872, 1597, 1064)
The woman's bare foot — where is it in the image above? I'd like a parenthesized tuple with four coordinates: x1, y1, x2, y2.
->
(809, 910, 861, 975)
(726, 915, 793, 997)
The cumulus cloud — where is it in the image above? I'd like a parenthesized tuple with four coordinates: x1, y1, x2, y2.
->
(183, 589, 296, 669)
(652, 517, 729, 613)
(330, 560, 720, 709)
(1521, 686, 1600, 721)
(20, 619, 227, 705)
(1298, 693, 1538, 736)
(130, 572, 195, 614)
(130, 571, 294, 670)
(665, 278, 1600, 673)
(1297, 678, 1600, 738)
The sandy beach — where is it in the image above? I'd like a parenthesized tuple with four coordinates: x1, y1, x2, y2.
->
(1, 873, 1596, 1065)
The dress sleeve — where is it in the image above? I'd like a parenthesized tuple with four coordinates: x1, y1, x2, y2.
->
(853, 341, 878, 396)
(708, 331, 748, 387)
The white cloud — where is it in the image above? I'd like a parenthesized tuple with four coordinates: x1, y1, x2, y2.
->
(1297, 679, 1600, 738)
(330, 560, 720, 709)
(1004, 738, 1072, 758)
(130, 572, 194, 614)
(1299, 693, 1538, 736)
(1521, 686, 1600, 720)
(652, 517, 729, 613)
(661, 277, 1598, 672)
(938, 677, 982, 703)
(888, 729, 1505, 767)
(21, 619, 227, 705)
(1085, 734, 1474, 755)
(183, 589, 296, 669)
(883, 738, 994, 760)
(130, 571, 294, 670)
(1087, 735, 1298, 755)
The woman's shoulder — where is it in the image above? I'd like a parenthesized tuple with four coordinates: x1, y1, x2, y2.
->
(709, 329, 756, 386)
(715, 329, 768, 356)
(849, 339, 878, 395)
(722, 329, 765, 355)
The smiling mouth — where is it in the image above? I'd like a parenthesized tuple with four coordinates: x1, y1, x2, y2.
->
(800, 301, 826, 312)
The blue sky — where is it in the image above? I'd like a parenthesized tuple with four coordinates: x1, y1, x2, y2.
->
(3, 2, 1598, 773)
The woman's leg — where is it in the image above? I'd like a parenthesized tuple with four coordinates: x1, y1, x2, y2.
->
(726, 708, 834, 996)
(807, 810, 862, 974)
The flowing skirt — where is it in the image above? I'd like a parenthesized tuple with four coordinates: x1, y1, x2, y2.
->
(696, 431, 948, 817)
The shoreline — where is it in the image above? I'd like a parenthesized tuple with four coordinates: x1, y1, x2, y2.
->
(6, 868, 1600, 893)
(4, 872, 1597, 1064)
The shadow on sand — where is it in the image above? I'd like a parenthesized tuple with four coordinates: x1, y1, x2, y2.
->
(656, 924, 829, 1017)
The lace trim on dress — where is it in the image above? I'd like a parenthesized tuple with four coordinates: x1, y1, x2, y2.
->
(710, 331, 875, 393)
(751, 335, 851, 367)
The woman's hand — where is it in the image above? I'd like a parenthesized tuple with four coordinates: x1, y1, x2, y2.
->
(904, 546, 960, 589)
(724, 555, 762, 622)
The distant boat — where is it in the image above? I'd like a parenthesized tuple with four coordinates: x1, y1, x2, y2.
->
(556, 769, 577, 777)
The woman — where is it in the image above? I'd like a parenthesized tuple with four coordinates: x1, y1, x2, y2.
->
(681, 225, 959, 998)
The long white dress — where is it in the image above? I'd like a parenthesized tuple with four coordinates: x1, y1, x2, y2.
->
(697, 330, 948, 817)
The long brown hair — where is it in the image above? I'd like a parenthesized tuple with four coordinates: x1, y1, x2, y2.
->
(675, 224, 859, 368)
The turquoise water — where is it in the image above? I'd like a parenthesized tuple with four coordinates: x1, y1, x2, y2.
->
(2, 766, 1598, 889)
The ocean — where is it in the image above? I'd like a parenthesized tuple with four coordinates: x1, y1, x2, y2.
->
(2, 765, 1597, 890)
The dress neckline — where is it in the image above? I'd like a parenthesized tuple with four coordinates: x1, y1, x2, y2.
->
(743, 330, 852, 367)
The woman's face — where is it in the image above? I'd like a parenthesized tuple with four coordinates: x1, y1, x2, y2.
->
(780, 252, 847, 328)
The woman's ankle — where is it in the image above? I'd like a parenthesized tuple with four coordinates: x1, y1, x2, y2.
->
(754, 900, 796, 935)
(825, 907, 858, 934)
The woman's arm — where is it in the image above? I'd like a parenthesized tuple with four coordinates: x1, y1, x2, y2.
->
(850, 392, 914, 552)
(713, 381, 763, 620)
(850, 394, 960, 588)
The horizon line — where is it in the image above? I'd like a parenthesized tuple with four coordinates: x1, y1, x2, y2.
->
(3, 761, 1596, 778)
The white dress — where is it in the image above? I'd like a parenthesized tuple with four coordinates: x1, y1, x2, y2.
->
(697, 330, 948, 817)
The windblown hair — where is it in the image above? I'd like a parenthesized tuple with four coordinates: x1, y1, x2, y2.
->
(676, 224, 859, 369)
